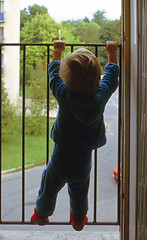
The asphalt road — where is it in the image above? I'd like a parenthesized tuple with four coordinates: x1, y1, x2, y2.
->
(1, 90, 119, 231)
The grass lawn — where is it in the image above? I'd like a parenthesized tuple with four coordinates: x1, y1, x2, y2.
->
(2, 118, 54, 172)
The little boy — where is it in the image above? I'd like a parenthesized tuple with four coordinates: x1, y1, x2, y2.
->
(30, 40, 120, 231)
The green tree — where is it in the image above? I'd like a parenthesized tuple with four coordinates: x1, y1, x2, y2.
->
(28, 4, 48, 17)
(92, 10, 121, 70)
(1, 80, 14, 140)
(83, 17, 90, 22)
(20, 13, 80, 84)
(72, 20, 101, 43)
(99, 19, 121, 43)
(92, 10, 107, 26)
(20, 14, 59, 85)
(20, 4, 48, 29)
(25, 62, 55, 136)
(21, 13, 59, 43)
(20, 8, 29, 29)
(28, 61, 56, 112)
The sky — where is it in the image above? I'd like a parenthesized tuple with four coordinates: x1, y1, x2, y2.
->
(20, 0, 121, 23)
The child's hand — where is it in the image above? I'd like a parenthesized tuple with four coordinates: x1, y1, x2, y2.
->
(105, 41, 118, 54)
(53, 40, 66, 61)
(53, 40, 66, 52)
(105, 41, 118, 64)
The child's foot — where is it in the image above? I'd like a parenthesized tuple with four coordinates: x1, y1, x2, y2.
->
(30, 208, 49, 225)
(70, 212, 88, 231)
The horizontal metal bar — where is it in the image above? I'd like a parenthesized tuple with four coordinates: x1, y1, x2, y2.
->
(0, 221, 119, 226)
(0, 42, 121, 47)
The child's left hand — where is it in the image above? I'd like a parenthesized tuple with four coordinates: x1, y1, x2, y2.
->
(53, 40, 66, 52)
(53, 40, 66, 61)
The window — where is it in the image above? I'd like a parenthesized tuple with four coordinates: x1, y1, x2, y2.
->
(0, 27, 3, 39)
(0, 0, 4, 21)
(0, 27, 4, 42)
(1, 53, 3, 74)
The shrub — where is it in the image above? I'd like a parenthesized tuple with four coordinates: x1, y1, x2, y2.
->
(1, 80, 14, 140)
(24, 61, 56, 136)
(25, 115, 46, 136)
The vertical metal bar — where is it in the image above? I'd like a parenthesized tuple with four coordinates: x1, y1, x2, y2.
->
(46, 46, 50, 165)
(71, 45, 74, 53)
(22, 45, 26, 222)
(93, 45, 98, 223)
(0, 46, 2, 222)
(117, 45, 122, 224)
(95, 46, 98, 57)
(122, 1, 131, 238)
(93, 149, 98, 223)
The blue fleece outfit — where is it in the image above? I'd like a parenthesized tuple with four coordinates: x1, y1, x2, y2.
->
(36, 61, 120, 218)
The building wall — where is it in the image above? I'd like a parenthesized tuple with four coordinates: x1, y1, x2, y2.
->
(136, 0, 147, 239)
(122, 0, 147, 239)
(0, 0, 20, 105)
(129, 0, 147, 239)
(129, 0, 137, 239)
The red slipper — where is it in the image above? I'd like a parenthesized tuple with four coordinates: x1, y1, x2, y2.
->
(30, 208, 49, 225)
(70, 212, 88, 231)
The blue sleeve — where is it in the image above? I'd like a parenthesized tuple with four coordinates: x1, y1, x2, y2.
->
(97, 63, 120, 102)
(48, 60, 66, 102)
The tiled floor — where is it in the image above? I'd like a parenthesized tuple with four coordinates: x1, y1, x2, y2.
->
(0, 231, 120, 240)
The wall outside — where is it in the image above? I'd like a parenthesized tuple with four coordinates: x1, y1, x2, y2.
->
(2, 0, 20, 105)
(129, 0, 137, 239)
(136, 0, 147, 239)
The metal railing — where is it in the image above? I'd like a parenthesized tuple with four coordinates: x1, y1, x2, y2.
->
(0, 43, 122, 226)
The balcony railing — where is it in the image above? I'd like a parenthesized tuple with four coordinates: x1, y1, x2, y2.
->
(0, 13, 4, 22)
(0, 43, 122, 226)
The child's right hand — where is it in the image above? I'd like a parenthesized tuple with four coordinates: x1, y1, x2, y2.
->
(105, 41, 118, 64)
(105, 41, 118, 54)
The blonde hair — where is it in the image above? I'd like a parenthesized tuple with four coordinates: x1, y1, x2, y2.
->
(59, 48, 101, 97)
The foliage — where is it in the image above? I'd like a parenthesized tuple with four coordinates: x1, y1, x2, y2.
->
(20, 13, 59, 83)
(20, 4, 48, 29)
(24, 62, 57, 136)
(28, 61, 56, 110)
(60, 10, 121, 68)
(21, 14, 59, 43)
(20, 7, 121, 74)
(1, 80, 14, 139)
(99, 19, 121, 43)
(28, 4, 48, 17)
(20, 13, 59, 72)
(92, 9, 107, 26)
(20, 12, 80, 84)
(71, 20, 101, 43)
(98, 19, 121, 70)
(25, 115, 45, 136)
(28, 62, 47, 109)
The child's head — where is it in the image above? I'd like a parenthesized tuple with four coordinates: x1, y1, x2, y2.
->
(59, 48, 101, 97)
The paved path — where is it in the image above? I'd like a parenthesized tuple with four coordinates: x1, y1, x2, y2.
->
(0, 231, 119, 240)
